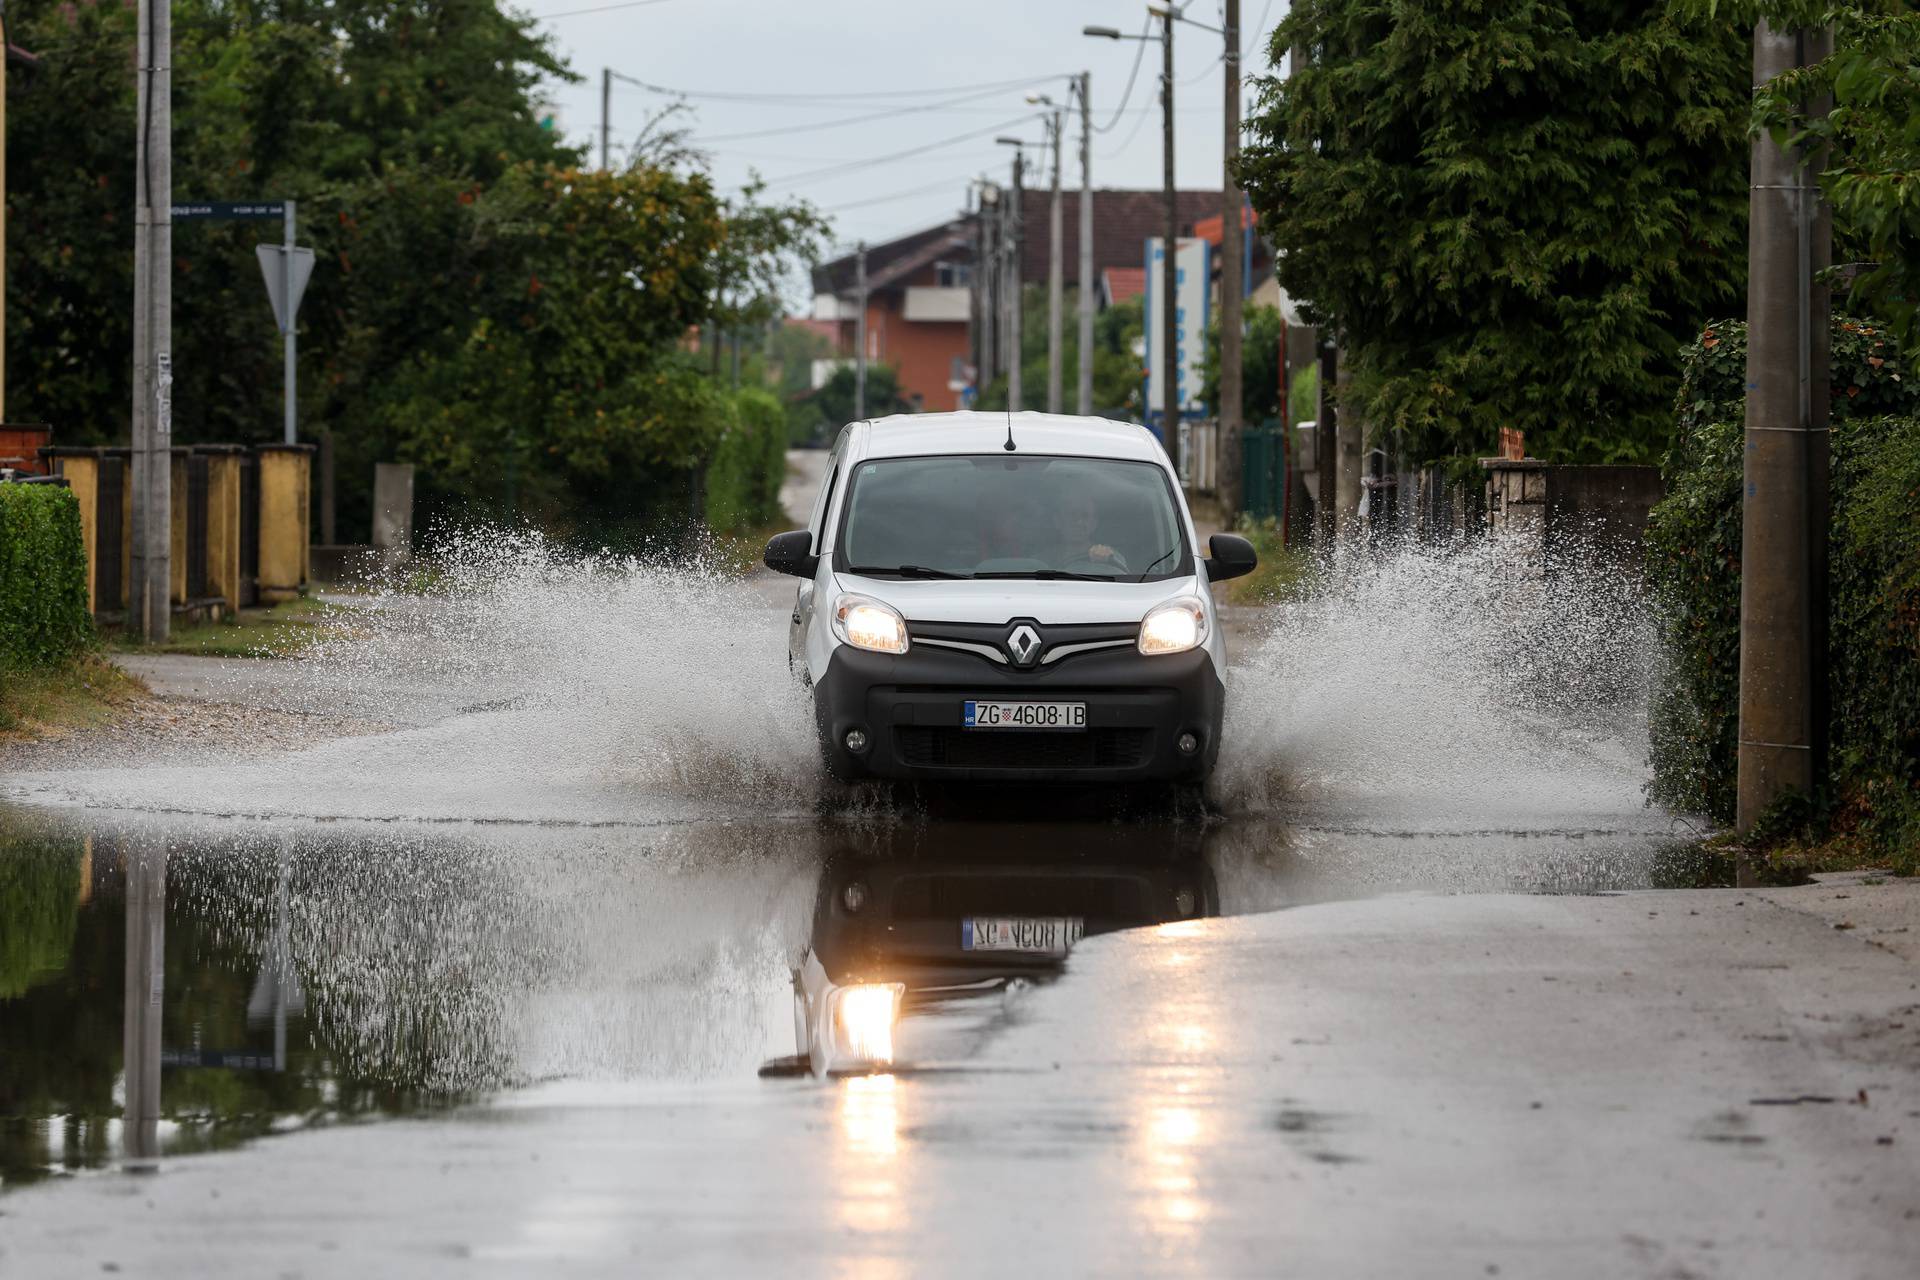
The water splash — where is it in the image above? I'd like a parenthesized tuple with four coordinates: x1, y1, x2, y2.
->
(1217, 536, 1670, 834)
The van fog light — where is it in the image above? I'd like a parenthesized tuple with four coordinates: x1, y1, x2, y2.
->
(844, 728, 870, 754)
(1176, 731, 1199, 755)
(1174, 886, 1197, 917)
(841, 881, 869, 913)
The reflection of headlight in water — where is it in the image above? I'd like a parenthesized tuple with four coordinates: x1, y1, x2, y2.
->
(834, 983, 903, 1065)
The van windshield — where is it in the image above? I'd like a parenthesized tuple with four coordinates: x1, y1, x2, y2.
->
(836, 455, 1190, 582)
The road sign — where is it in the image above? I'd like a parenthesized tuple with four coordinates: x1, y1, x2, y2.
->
(172, 201, 287, 220)
(255, 245, 315, 335)
(1143, 236, 1211, 430)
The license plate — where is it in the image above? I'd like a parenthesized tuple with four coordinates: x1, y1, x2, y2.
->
(963, 700, 1087, 730)
(961, 916, 1086, 955)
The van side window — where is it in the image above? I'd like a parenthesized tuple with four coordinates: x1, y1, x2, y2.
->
(808, 461, 840, 544)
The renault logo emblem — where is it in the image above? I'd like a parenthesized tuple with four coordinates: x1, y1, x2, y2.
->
(1006, 624, 1043, 667)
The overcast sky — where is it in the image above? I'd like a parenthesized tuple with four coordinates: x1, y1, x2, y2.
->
(516, 0, 1290, 260)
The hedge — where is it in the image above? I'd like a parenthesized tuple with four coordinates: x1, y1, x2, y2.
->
(1647, 318, 1920, 866)
(704, 386, 789, 532)
(0, 483, 91, 671)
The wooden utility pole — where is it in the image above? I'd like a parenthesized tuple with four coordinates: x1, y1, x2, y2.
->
(131, 0, 172, 643)
(1046, 109, 1064, 415)
(1159, 8, 1180, 471)
(1737, 21, 1833, 832)
(1218, 0, 1246, 513)
(853, 242, 868, 421)
(1077, 72, 1094, 416)
(1008, 148, 1024, 412)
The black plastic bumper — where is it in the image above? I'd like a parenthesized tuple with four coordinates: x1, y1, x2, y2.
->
(813, 642, 1224, 783)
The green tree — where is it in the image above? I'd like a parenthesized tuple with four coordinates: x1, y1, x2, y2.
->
(1738, 4, 1920, 354)
(1237, 0, 1752, 465)
(975, 288, 1144, 415)
(1199, 304, 1287, 423)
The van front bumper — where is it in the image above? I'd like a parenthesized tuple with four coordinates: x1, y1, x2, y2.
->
(813, 642, 1223, 783)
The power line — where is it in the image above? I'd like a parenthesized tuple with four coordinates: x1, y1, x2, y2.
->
(610, 73, 1063, 105)
(531, 0, 678, 20)
(1092, 18, 1154, 133)
(764, 116, 1033, 189)
(826, 175, 975, 213)
(689, 85, 1037, 145)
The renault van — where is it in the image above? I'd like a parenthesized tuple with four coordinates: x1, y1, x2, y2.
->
(764, 412, 1255, 784)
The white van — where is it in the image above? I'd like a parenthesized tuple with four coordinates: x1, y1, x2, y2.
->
(764, 412, 1255, 784)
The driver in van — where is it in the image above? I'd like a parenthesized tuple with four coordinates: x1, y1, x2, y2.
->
(1048, 492, 1128, 571)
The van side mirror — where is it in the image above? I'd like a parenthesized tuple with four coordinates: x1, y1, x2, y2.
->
(764, 530, 819, 578)
(1206, 533, 1258, 583)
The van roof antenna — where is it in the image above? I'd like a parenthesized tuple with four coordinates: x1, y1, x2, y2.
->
(1003, 408, 1017, 452)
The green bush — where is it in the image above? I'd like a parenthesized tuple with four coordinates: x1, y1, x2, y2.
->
(0, 484, 92, 671)
(0, 835, 83, 1000)
(704, 385, 788, 532)
(1647, 317, 1920, 866)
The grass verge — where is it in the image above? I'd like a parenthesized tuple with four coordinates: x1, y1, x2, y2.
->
(0, 655, 149, 739)
(114, 597, 360, 659)
(1223, 519, 1315, 606)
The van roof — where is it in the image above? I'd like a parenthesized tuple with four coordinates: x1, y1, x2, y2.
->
(850, 412, 1168, 465)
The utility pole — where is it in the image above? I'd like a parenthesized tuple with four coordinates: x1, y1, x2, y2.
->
(1737, 21, 1833, 833)
(131, 0, 172, 643)
(1160, 6, 1180, 472)
(977, 184, 998, 390)
(1046, 109, 1064, 415)
(1077, 72, 1094, 416)
(1219, 0, 1246, 514)
(1317, 339, 1338, 547)
(601, 68, 612, 169)
(853, 242, 868, 421)
(1008, 147, 1025, 413)
(122, 837, 165, 1172)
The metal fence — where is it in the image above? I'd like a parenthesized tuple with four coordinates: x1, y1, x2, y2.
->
(1240, 421, 1290, 525)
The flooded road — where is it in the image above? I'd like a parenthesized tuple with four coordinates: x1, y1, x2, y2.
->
(0, 797, 1712, 1187)
(17, 532, 1903, 1278)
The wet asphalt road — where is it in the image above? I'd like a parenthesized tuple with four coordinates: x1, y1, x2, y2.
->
(1, 451, 1915, 1275)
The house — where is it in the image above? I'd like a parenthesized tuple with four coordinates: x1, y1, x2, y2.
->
(808, 189, 1272, 412)
(811, 224, 975, 413)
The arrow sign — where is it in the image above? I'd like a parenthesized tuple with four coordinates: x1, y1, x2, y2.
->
(255, 244, 316, 334)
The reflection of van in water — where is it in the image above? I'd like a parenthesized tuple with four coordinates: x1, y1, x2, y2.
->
(766, 822, 1219, 1078)
(764, 413, 1257, 785)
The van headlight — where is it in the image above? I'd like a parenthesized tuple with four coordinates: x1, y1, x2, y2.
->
(1138, 597, 1208, 656)
(832, 594, 910, 655)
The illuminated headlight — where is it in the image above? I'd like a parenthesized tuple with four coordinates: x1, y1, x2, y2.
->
(832, 594, 909, 655)
(1138, 597, 1208, 655)
(831, 982, 904, 1066)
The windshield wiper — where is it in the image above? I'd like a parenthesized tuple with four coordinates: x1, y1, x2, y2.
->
(1137, 546, 1180, 580)
(974, 569, 1113, 582)
(845, 563, 970, 580)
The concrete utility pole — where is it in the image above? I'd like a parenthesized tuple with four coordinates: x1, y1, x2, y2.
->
(1219, 0, 1246, 513)
(977, 184, 998, 389)
(1046, 110, 1065, 414)
(1159, 6, 1180, 471)
(1077, 72, 1094, 416)
(122, 838, 165, 1171)
(131, 0, 172, 643)
(1737, 21, 1834, 833)
(853, 242, 868, 421)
